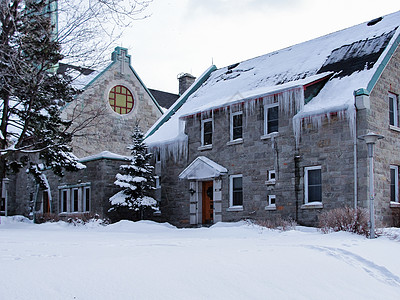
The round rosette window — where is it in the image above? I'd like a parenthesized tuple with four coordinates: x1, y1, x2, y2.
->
(108, 85, 134, 114)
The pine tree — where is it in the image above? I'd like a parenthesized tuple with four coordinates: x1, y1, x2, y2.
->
(0, 0, 81, 188)
(109, 124, 157, 221)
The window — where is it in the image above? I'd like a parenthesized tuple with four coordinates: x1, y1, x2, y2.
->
(268, 195, 276, 207)
(230, 111, 243, 141)
(155, 176, 161, 189)
(304, 166, 322, 203)
(108, 85, 134, 115)
(60, 189, 68, 212)
(230, 175, 243, 207)
(264, 104, 279, 135)
(72, 188, 79, 212)
(201, 118, 213, 146)
(268, 170, 276, 183)
(390, 165, 399, 203)
(58, 184, 91, 213)
(389, 93, 398, 127)
(84, 187, 91, 212)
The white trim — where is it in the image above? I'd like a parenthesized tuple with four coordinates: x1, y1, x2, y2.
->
(304, 166, 322, 204)
(230, 111, 243, 141)
(389, 92, 398, 127)
(268, 170, 276, 183)
(264, 103, 279, 135)
(229, 174, 243, 209)
(390, 165, 399, 203)
(201, 118, 213, 147)
(268, 195, 276, 207)
(389, 125, 400, 132)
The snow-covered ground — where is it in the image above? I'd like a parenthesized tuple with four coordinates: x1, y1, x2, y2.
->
(1, 216, 400, 300)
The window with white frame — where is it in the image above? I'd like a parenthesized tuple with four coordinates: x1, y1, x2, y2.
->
(201, 118, 213, 146)
(389, 93, 398, 127)
(304, 166, 322, 203)
(390, 165, 399, 203)
(59, 184, 91, 213)
(268, 195, 276, 207)
(155, 176, 161, 189)
(267, 170, 276, 183)
(264, 103, 279, 135)
(230, 175, 243, 207)
(230, 111, 243, 141)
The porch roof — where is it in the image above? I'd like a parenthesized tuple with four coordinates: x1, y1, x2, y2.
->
(179, 156, 228, 180)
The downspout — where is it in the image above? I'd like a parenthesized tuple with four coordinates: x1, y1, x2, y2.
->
(353, 88, 371, 209)
(353, 110, 358, 210)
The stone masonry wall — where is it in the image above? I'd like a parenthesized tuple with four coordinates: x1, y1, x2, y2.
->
(366, 44, 400, 226)
(158, 98, 358, 227)
(63, 58, 162, 158)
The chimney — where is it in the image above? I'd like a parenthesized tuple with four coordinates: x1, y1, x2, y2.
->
(178, 73, 196, 95)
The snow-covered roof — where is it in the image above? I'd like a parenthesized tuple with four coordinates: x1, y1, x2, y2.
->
(79, 151, 130, 163)
(146, 11, 400, 149)
(179, 156, 228, 180)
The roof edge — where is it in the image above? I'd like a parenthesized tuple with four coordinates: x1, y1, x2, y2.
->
(367, 28, 400, 92)
(145, 65, 217, 139)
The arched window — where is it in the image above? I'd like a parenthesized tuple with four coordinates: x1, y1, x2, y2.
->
(108, 85, 134, 114)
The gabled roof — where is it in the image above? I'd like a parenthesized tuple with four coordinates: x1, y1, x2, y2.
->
(146, 11, 400, 148)
(179, 156, 228, 180)
(59, 47, 163, 114)
(148, 89, 179, 110)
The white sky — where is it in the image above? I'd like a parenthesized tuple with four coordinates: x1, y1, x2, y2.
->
(120, 0, 400, 94)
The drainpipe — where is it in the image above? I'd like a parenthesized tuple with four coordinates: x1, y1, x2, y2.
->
(354, 88, 371, 209)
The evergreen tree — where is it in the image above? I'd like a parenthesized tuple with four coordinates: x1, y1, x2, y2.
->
(0, 0, 81, 187)
(109, 124, 157, 221)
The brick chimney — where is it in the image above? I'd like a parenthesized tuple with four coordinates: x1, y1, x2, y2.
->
(178, 73, 196, 95)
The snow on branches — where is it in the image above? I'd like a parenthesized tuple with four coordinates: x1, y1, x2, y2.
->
(109, 124, 157, 220)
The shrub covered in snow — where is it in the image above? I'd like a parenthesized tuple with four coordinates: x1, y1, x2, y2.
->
(318, 207, 370, 236)
(108, 125, 158, 222)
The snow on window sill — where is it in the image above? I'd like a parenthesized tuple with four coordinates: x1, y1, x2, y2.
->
(227, 206, 243, 212)
(265, 180, 276, 185)
(261, 132, 279, 140)
(227, 138, 243, 146)
(265, 204, 276, 211)
(390, 201, 400, 208)
(301, 202, 323, 209)
(198, 144, 212, 151)
(389, 125, 400, 132)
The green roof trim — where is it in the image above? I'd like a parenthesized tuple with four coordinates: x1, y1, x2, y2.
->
(367, 31, 400, 93)
(145, 65, 217, 139)
(83, 47, 163, 114)
(354, 88, 370, 96)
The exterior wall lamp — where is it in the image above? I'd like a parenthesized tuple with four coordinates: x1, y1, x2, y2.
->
(358, 132, 384, 239)
(189, 188, 196, 195)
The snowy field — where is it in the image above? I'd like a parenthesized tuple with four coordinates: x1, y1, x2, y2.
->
(1, 217, 400, 300)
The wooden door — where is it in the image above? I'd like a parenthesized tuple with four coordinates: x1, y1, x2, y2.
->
(202, 181, 213, 224)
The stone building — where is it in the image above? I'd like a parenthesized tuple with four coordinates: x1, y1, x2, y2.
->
(146, 11, 400, 227)
(3, 47, 181, 219)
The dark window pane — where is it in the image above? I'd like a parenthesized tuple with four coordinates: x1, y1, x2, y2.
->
(232, 114, 243, 140)
(307, 169, 322, 202)
(389, 98, 394, 125)
(85, 188, 90, 211)
(232, 177, 243, 206)
(62, 190, 67, 212)
(203, 121, 212, 145)
(391, 168, 396, 202)
(308, 169, 321, 185)
(73, 189, 79, 212)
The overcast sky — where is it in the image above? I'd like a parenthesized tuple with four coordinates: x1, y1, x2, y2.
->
(120, 0, 400, 94)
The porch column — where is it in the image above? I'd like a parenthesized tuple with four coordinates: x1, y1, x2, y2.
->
(189, 181, 198, 225)
(213, 179, 222, 223)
